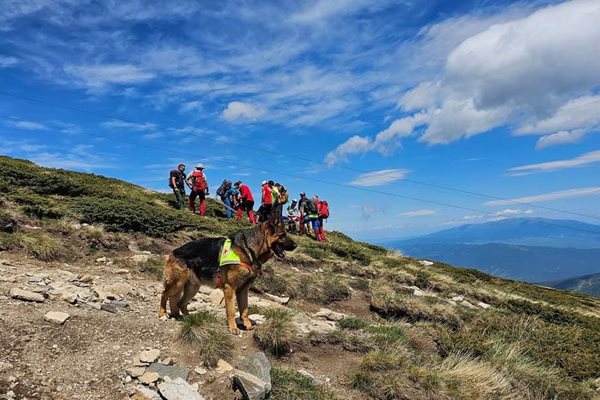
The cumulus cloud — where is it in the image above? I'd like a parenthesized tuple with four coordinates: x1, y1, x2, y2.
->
(400, 209, 436, 217)
(508, 150, 600, 175)
(350, 168, 409, 186)
(325, 135, 372, 165)
(221, 101, 265, 122)
(485, 187, 600, 206)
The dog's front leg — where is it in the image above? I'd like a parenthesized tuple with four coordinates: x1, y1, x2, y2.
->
(223, 284, 240, 335)
(236, 284, 254, 331)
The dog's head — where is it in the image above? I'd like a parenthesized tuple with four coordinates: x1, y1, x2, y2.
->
(262, 205, 297, 258)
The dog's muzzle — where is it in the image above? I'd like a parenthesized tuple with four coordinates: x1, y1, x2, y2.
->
(273, 237, 297, 258)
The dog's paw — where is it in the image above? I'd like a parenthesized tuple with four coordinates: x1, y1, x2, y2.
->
(229, 326, 241, 335)
(244, 323, 255, 331)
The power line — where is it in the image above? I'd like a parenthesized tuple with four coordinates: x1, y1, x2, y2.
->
(2, 90, 600, 233)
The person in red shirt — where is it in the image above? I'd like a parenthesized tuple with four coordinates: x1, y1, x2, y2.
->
(259, 180, 273, 222)
(186, 163, 209, 216)
(234, 181, 256, 224)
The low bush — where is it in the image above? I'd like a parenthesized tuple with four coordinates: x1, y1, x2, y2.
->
(177, 312, 232, 367)
(254, 309, 295, 358)
(22, 233, 69, 261)
(270, 367, 338, 400)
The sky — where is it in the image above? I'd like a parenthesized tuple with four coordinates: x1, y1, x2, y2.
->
(1, 0, 600, 242)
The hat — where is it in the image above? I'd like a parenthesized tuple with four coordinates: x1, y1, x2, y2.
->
(262, 180, 267, 185)
(195, 163, 205, 169)
(291, 199, 297, 203)
(234, 181, 241, 186)
(299, 192, 306, 197)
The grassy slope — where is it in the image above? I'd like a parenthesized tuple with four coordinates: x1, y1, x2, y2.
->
(2, 155, 600, 399)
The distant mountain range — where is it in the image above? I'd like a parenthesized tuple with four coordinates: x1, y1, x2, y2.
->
(544, 273, 600, 297)
(383, 218, 600, 284)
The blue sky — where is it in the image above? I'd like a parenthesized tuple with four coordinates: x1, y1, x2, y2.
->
(1, 0, 600, 241)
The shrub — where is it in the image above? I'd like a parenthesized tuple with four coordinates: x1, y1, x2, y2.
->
(270, 368, 338, 400)
(254, 309, 295, 358)
(337, 317, 369, 330)
(22, 233, 69, 261)
(0, 232, 24, 251)
(414, 270, 431, 289)
(177, 312, 232, 367)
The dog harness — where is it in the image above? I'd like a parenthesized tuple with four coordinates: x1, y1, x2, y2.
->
(215, 239, 261, 287)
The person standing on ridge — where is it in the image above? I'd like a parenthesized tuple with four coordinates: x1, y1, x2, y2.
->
(300, 192, 319, 239)
(186, 163, 209, 216)
(259, 180, 273, 222)
(168, 163, 186, 209)
(217, 180, 236, 219)
(234, 181, 256, 224)
(270, 180, 280, 207)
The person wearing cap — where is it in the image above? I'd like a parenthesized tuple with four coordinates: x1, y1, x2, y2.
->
(186, 163, 209, 216)
(300, 192, 320, 239)
(259, 180, 273, 222)
(234, 181, 256, 223)
(168, 163, 187, 209)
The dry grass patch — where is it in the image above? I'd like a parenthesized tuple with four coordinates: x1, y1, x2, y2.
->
(270, 367, 338, 400)
(177, 312, 232, 367)
(254, 309, 295, 358)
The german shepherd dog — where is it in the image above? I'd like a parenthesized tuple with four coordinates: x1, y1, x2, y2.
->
(160, 205, 297, 335)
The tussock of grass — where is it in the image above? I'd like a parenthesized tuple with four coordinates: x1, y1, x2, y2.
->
(252, 265, 293, 296)
(254, 309, 295, 357)
(370, 287, 462, 328)
(296, 274, 351, 304)
(337, 317, 369, 330)
(270, 367, 338, 400)
(138, 257, 164, 279)
(177, 312, 232, 367)
(22, 233, 69, 261)
(0, 232, 23, 251)
(309, 330, 374, 353)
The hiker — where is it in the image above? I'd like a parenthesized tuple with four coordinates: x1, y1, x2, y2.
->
(275, 183, 289, 205)
(314, 195, 329, 242)
(168, 163, 186, 209)
(216, 180, 236, 219)
(234, 181, 256, 224)
(300, 193, 320, 239)
(186, 163, 209, 216)
(286, 199, 299, 234)
(298, 192, 307, 235)
(258, 180, 273, 222)
(270, 180, 280, 207)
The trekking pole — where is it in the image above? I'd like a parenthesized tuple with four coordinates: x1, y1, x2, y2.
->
(215, 198, 238, 214)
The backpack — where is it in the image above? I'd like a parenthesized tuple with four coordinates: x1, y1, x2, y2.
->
(216, 180, 229, 197)
(319, 200, 330, 219)
(190, 171, 207, 190)
(304, 199, 318, 215)
(278, 186, 289, 204)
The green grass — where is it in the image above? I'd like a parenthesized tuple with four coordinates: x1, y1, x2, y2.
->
(254, 309, 295, 358)
(270, 368, 338, 400)
(177, 312, 232, 367)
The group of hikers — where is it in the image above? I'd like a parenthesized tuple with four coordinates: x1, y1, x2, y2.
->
(168, 163, 329, 241)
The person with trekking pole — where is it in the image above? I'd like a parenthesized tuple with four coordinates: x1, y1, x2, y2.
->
(168, 163, 187, 209)
(186, 163, 209, 216)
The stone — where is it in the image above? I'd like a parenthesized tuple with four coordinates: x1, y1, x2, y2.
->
(131, 254, 151, 263)
(10, 288, 45, 303)
(413, 289, 424, 297)
(418, 260, 434, 266)
(127, 367, 146, 378)
(79, 275, 94, 283)
(44, 311, 70, 325)
(146, 362, 190, 381)
(248, 314, 266, 325)
(297, 369, 317, 384)
(477, 301, 492, 309)
(27, 276, 45, 284)
(60, 291, 78, 304)
(233, 352, 272, 400)
(116, 268, 130, 274)
(101, 303, 118, 314)
(131, 385, 161, 399)
(461, 300, 477, 310)
(451, 296, 464, 302)
(95, 257, 110, 263)
(264, 293, 290, 305)
(215, 359, 233, 374)
(198, 285, 213, 295)
(293, 313, 336, 335)
(208, 289, 224, 305)
(194, 367, 207, 375)
(110, 300, 129, 309)
(140, 349, 161, 364)
(314, 308, 346, 322)
(158, 377, 205, 400)
(139, 372, 160, 385)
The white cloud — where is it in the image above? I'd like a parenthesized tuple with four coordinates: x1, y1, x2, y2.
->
(350, 168, 409, 187)
(535, 129, 587, 150)
(493, 208, 533, 218)
(6, 119, 48, 130)
(65, 64, 155, 89)
(221, 101, 265, 122)
(485, 187, 600, 206)
(400, 209, 436, 217)
(102, 119, 157, 131)
(0, 55, 18, 67)
(508, 150, 600, 175)
(324, 135, 371, 166)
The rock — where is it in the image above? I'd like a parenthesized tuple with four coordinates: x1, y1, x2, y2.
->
(131, 386, 162, 400)
(194, 367, 207, 375)
(198, 285, 213, 295)
(0, 361, 14, 373)
(131, 254, 151, 263)
(0, 215, 17, 233)
(110, 300, 129, 309)
(116, 268, 130, 274)
(44, 311, 70, 325)
(297, 369, 317, 384)
(413, 289, 424, 297)
(94, 282, 133, 300)
(233, 352, 272, 400)
(248, 314, 266, 325)
(79, 275, 94, 283)
(461, 300, 477, 310)
(293, 313, 336, 335)
(215, 359, 233, 374)
(27, 276, 45, 284)
(208, 289, 224, 305)
(146, 362, 190, 381)
(140, 349, 161, 364)
(451, 296, 464, 302)
(158, 377, 205, 400)
(101, 303, 118, 314)
(418, 260, 434, 266)
(95, 257, 110, 263)
(314, 308, 346, 322)
(477, 301, 492, 309)
(126, 367, 146, 378)
(139, 372, 160, 385)
(10, 288, 45, 303)
(60, 291, 78, 304)
(264, 293, 290, 305)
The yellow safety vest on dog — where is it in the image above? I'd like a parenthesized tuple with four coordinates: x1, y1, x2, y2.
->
(219, 239, 241, 266)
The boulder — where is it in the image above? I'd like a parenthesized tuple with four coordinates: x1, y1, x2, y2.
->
(297, 369, 317, 384)
(44, 311, 70, 325)
(146, 362, 190, 381)
(233, 352, 272, 400)
(215, 359, 233, 374)
(10, 288, 45, 303)
(314, 308, 346, 322)
(451, 296, 464, 302)
(158, 377, 205, 400)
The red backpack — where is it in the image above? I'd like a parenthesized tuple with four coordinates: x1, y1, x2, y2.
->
(318, 200, 330, 219)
